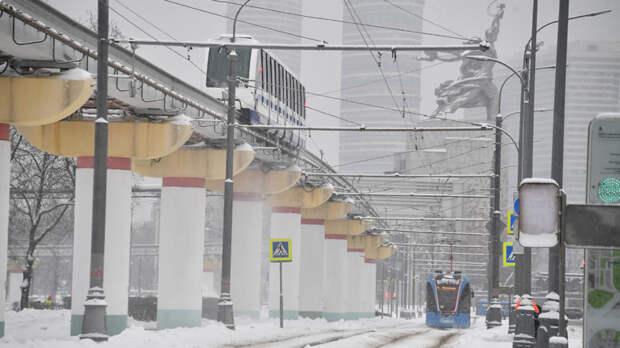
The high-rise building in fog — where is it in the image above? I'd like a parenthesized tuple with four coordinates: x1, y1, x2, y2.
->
(339, 0, 424, 173)
(226, 0, 303, 74)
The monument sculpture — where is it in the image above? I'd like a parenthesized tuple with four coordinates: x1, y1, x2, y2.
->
(420, 2, 505, 122)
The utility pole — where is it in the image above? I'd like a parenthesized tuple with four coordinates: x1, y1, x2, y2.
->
(217, 45, 237, 330)
(217, 0, 251, 330)
(515, 0, 538, 297)
(80, 0, 109, 341)
(549, 0, 569, 296)
(551, 0, 569, 334)
(380, 260, 385, 318)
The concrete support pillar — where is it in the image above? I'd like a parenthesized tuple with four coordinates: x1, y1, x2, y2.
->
(70, 157, 132, 336)
(268, 206, 302, 319)
(0, 123, 9, 337)
(157, 177, 206, 329)
(267, 185, 333, 320)
(323, 234, 348, 321)
(346, 236, 368, 320)
(299, 216, 325, 319)
(346, 252, 362, 320)
(231, 192, 264, 319)
(364, 258, 377, 318)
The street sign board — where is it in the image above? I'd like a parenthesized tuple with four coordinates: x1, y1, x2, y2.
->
(270, 239, 292, 262)
(502, 242, 515, 267)
(507, 210, 517, 235)
(584, 113, 620, 347)
(565, 204, 620, 248)
(514, 198, 519, 215)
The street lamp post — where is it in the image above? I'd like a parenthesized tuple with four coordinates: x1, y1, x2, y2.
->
(217, 0, 251, 330)
(467, 54, 528, 302)
(80, 0, 109, 342)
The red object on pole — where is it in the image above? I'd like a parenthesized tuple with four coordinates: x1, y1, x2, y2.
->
(385, 291, 389, 299)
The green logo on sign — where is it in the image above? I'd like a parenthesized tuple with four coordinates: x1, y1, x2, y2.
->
(598, 178, 620, 203)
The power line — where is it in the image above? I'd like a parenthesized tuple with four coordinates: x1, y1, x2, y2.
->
(381, 0, 469, 40)
(306, 105, 363, 126)
(210, 0, 467, 41)
(318, 60, 447, 95)
(162, 0, 326, 42)
(343, 0, 403, 116)
(108, 5, 206, 75)
(333, 135, 491, 168)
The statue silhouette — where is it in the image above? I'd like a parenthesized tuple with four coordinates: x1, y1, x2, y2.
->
(420, 2, 505, 122)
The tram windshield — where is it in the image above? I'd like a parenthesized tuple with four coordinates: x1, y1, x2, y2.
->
(206, 48, 252, 87)
(436, 285, 459, 312)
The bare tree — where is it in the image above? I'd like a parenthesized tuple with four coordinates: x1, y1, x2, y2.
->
(9, 129, 76, 310)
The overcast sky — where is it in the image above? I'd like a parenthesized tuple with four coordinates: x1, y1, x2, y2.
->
(47, 0, 620, 165)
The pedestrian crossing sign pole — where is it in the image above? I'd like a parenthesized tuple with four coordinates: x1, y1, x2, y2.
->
(269, 238, 292, 328)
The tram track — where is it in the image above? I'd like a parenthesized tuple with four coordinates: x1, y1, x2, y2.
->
(225, 322, 423, 348)
(223, 317, 477, 348)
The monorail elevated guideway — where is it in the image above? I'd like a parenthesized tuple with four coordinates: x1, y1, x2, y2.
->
(0, 0, 382, 220)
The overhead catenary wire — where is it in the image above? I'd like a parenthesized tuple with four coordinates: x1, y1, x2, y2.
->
(360, 216, 487, 222)
(343, 0, 402, 113)
(210, 0, 467, 40)
(378, 228, 486, 237)
(162, 0, 327, 42)
(303, 173, 493, 179)
(381, 0, 469, 40)
(108, 4, 206, 75)
(318, 60, 447, 95)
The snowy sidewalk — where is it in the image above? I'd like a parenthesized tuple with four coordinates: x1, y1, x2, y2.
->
(0, 310, 583, 347)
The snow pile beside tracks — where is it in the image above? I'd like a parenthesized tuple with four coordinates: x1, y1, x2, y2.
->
(0, 309, 417, 348)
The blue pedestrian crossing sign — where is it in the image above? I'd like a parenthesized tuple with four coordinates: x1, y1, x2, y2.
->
(270, 239, 292, 262)
(507, 211, 517, 235)
(503, 242, 516, 267)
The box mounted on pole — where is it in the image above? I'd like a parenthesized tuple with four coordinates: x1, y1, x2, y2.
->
(517, 178, 561, 248)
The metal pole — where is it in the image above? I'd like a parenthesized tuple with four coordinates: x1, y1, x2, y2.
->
(236, 125, 491, 132)
(279, 262, 283, 329)
(119, 40, 488, 53)
(381, 261, 385, 319)
(559, 192, 567, 337)
(515, 0, 539, 297)
(549, 0, 569, 295)
(488, 114, 502, 301)
(552, 0, 570, 335)
(216, 46, 238, 329)
(412, 246, 416, 316)
(80, 0, 109, 341)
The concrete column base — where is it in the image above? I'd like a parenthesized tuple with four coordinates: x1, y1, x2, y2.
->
(323, 236, 348, 322)
(231, 193, 263, 320)
(299, 218, 325, 319)
(156, 310, 202, 329)
(157, 177, 206, 330)
(70, 314, 129, 337)
(70, 157, 132, 336)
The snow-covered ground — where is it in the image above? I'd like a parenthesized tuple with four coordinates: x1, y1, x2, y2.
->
(0, 309, 583, 347)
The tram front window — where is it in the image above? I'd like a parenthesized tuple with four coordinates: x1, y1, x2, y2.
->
(436, 286, 458, 312)
(206, 48, 251, 87)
